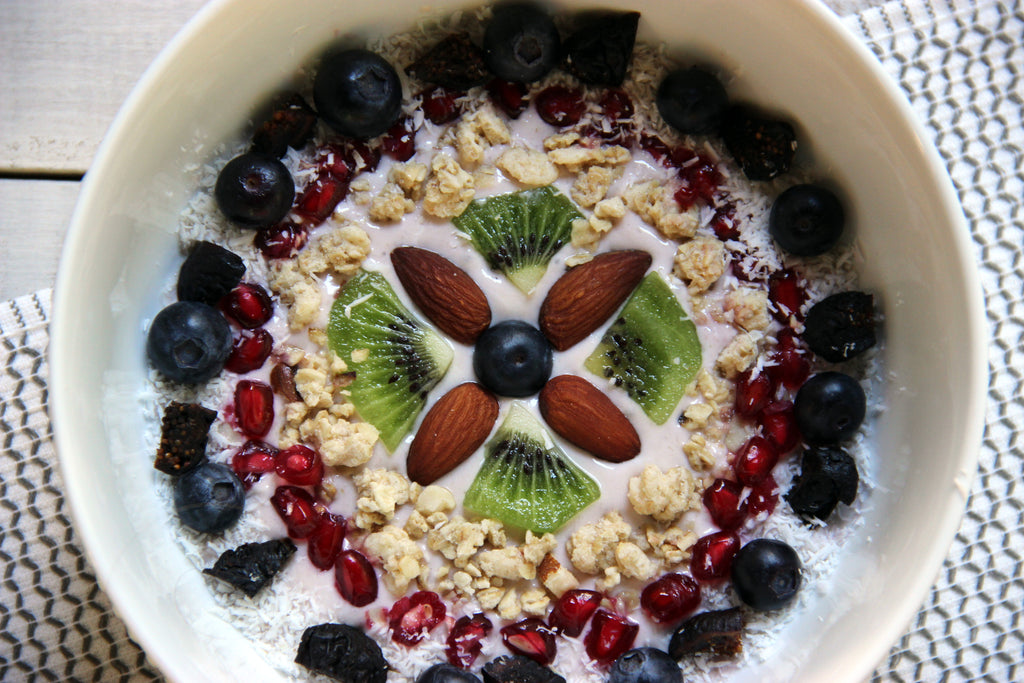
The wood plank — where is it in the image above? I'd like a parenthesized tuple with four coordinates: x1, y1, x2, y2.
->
(0, 0, 209, 174)
(0, 179, 80, 300)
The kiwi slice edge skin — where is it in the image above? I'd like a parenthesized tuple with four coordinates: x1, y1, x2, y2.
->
(584, 272, 702, 425)
(326, 269, 454, 452)
(452, 185, 581, 294)
(463, 403, 601, 535)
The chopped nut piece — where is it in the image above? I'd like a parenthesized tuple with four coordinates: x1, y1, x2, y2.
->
(724, 287, 771, 332)
(615, 542, 657, 580)
(624, 181, 699, 240)
(404, 511, 430, 540)
(716, 333, 759, 379)
(684, 433, 717, 471)
(423, 153, 476, 218)
(428, 516, 488, 568)
(628, 464, 702, 523)
(538, 554, 579, 598)
(496, 588, 521, 620)
(674, 237, 726, 294)
(496, 147, 559, 187)
(522, 531, 558, 566)
(368, 182, 414, 222)
(415, 485, 457, 516)
(363, 525, 425, 596)
(646, 527, 698, 565)
(477, 548, 535, 580)
(520, 588, 551, 616)
(543, 132, 580, 150)
(682, 402, 715, 430)
(477, 587, 506, 610)
(571, 166, 617, 207)
(353, 469, 411, 529)
(567, 512, 632, 574)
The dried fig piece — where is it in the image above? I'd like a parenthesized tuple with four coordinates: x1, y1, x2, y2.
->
(251, 92, 318, 158)
(154, 401, 217, 475)
(668, 607, 744, 659)
(803, 291, 877, 363)
(720, 105, 797, 181)
(203, 538, 296, 597)
(407, 33, 491, 90)
(786, 445, 859, 521)
(295, 623, 388, 683)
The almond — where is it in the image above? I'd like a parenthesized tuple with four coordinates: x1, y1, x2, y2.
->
(539, 374, 641, 463)
(407, 382, 499, 485)
(391, 246, 491, 344)
(539, 250, 652, 351)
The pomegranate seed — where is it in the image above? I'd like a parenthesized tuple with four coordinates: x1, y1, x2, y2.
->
(234, 379, 274, 437)
(640, 573, 701, 624)
(733, 435, 780, 486)
(547, 589, 603, 637)
(388, 591, 447, 646)
(598, 89, 634, 121)
(294, 170, 349, 224)
(501, 618, 557, 665)
(255, 221, 307, 259)
(769, 269, 806, 323)
(380, 117, 416, 162)
(639, 133, 672, 163)
(760, 401, 800, 454)
(486, 78, 528, 118)
(534, 85, 586, 127)
(690, 530, 741, 582)
(702, 478, 749, 531)
(748, 474, 780, 517)
(767, 328, 811, 390)
(335, 548, 378, 607)
(221, 282, 273, 328)
(270, 485, 321, 539)
(584, 610, 639, 666)
(711, 202, 740, 241)
(231, 439, 278, 489)
(735, 369, 775, 419)
(421, 86, 463, 124)
(673, 150, 722, 209)
(308, 511, 346, 570)
(275, 444, 324, 486)
(224, 327, 273, 374)
(446, 613, 493, 668)
(315, 144, 356, 180)
(345, 140, 380, 175)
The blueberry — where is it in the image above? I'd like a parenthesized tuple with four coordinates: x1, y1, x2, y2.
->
(656, 67, 728, 135)
(794, 371, 866, 445)
(608, 647, 682, 683)
(313, 48, 402, 139)
(416, 663, 482, 683)
(473, 320, 552, 397)
(731, 539, 801, 611)
(483, 3, 561, 83)
(769, 184, 845, 256)
(147, 301, 232, 384)
(173, 462, 245, 533)
(214, 152, 294, 228)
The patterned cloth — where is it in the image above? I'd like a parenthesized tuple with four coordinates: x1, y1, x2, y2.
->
(1, 0, 1020, 680)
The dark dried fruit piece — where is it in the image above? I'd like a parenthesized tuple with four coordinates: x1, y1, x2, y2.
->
(154, 401, 217, 475)
(481, 655, 566, 683)
(202, 538, 296, 597)
(295, 623, 388, 683)
(803, 291, 877, 363)
(786, 445, 859, 521)
(407, 33, 491, 90)
(177, 241, 245, 305)
(563, 11, 641, 86)
(720, 105, 797, 181)
(667, 607, 744, 659)
(251, 92, 318, 158)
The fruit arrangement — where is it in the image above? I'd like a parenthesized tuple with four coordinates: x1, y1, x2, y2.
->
(143, 3, 880, 682)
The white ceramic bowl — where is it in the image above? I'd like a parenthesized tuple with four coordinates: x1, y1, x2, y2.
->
(50, 1, 987, 681)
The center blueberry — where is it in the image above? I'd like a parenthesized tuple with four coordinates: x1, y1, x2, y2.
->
(473, 320, 553, 397)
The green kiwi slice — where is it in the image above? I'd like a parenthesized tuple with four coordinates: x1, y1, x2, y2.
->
(463, 403, 600, 534)
(452, 186, 581, 294)
(327, 270, 453, 452)
(584, 272, 702, 425)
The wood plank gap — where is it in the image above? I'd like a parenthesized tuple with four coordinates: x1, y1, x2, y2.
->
(0, 170, 84, 182)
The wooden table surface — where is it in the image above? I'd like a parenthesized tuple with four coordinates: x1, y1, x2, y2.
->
(0, 0, 875, 303)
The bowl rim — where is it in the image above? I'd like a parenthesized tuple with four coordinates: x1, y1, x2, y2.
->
(49, 0, 989, 681)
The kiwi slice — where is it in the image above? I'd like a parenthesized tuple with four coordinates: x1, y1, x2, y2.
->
(452, 186, 581, 294)
(584, 272, 701, 424)
(327, 270, 453, 451)
(464, 403, 600, 534)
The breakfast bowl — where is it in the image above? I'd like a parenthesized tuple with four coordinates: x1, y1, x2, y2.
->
(49, 0, 987, 681)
